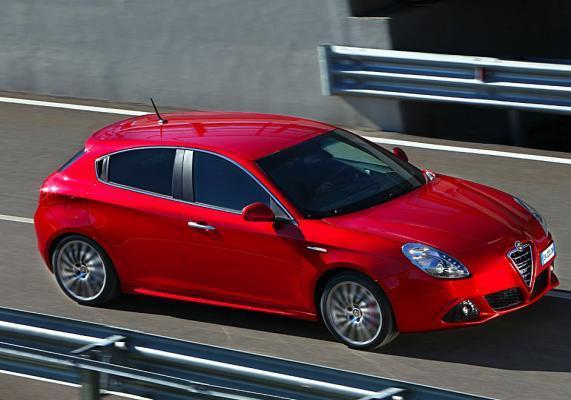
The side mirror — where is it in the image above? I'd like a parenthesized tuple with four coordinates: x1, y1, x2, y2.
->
(242, 202, 275, 222)
(393, 147, 408, 162)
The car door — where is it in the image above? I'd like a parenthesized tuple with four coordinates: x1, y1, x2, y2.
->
(88, 147, 187, 293)
(180, 149, 304, 310)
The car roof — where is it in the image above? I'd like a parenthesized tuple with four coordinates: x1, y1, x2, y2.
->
(86, 111, 335, 160)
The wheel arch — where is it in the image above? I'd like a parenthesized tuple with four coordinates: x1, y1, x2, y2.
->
(45, 230, 92, 271)
(46, 231, 116, 276)
(313, 266, 377, 312)
(47, 232, 73, 270)
(49, 232, 122, 304)
(312, 265, 398, 329)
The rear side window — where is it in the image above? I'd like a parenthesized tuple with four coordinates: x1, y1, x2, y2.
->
(59, 149, 85, 172)
(193, 152, 270, 211)
(107, 148, 176, 196)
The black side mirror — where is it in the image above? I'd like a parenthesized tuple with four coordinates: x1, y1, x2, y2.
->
(393, 147, 408, 162)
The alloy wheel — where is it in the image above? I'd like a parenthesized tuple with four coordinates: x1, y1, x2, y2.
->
(56, 240, 107, 301)
(325, 281, 383, 346)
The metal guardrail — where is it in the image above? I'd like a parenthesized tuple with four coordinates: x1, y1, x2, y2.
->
(318, 45, 571, 114)
(0, 307, 492, 400)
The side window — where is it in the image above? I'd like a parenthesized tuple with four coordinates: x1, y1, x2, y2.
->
(193, 152, 271, 212)
(107, 148, 176, 196)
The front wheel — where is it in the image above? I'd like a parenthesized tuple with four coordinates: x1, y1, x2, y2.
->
(52, 235, 120, 305)
(320, 272, 398, 350)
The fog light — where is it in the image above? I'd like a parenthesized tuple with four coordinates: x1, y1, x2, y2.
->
(444, 300, 480, 323)
(461, 303, 471, 316)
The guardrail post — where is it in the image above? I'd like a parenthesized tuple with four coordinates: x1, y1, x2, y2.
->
(72, 334, 126, 397)
(508, 109, 525, 146)
(317, 45, 333, 96)
(474, 66, 485, 82)
(79, 369, 100, 400)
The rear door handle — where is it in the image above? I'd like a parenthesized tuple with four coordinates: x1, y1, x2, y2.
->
(187, 221, 216, 231)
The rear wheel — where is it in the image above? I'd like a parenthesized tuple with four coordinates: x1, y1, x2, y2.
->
(320, 272, 398, 350)
(52, 235, 119, 305)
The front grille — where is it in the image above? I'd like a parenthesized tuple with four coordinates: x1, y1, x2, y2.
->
(485, 288, 523, 310)
(507, 242, 534, 287)
(531, 269, 549, 298)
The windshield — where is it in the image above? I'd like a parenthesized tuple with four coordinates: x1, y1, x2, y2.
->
(256, 129, 425, 218)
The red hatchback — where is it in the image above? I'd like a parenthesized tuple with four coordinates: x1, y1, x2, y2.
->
(34, 112, 558, 349)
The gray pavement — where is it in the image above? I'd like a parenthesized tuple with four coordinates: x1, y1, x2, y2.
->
(0, 373, 127, 400)
(0, 93, 569, 400)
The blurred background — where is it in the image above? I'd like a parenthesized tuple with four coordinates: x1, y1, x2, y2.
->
(2, 0, 571, 151)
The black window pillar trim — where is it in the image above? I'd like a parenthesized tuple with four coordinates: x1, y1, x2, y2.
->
(182, 150, 194, 202)
(100, 157, 109, 181)
(172, 149, 185, 200)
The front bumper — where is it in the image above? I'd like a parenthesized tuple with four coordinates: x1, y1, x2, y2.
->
(440, 265, 558, 328)
(390, 238, 558, 333)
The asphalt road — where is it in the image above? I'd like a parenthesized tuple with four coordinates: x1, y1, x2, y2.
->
(0, 92, 569, 400)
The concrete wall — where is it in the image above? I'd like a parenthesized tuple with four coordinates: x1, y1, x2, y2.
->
(0, 0, 404, 130)
(2, 0, 570, 147)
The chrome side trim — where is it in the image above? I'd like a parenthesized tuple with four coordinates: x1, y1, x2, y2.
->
(193, 201, 242, 215)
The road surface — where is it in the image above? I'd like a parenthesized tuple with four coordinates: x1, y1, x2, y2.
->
(0, 92, 569, 400)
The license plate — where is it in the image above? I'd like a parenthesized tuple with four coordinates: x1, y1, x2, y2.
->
(541, 242, 555, 265)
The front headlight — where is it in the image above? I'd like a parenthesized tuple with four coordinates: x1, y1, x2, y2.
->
(402, 243, 470, 279)
(514, 197, 548, 234)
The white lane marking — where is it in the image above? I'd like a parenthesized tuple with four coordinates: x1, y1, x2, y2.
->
(364, 136, 571, 165)
(0, 96, 147, 116)
(0, 214, 34, 224)
(0, 95, 570, 165)
(0, 369, 151, 399)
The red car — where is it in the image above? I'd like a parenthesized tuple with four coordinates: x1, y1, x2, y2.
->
(34, 112, 558, 349)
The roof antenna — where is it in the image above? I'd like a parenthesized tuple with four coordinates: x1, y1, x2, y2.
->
(150, 98, 168, 125)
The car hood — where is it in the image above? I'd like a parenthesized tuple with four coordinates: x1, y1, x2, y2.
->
(323, 175, 534, 254)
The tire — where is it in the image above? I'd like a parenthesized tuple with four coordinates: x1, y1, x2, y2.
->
(52, 235, 120, 305)
(319, 272, 398, 350)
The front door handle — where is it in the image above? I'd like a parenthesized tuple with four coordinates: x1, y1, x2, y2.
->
(307, 245, 327, 253)
(187, 221, 216, 231)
